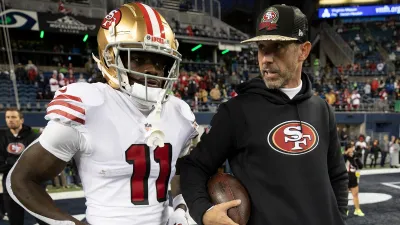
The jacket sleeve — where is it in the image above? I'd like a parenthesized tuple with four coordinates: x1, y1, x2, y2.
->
(0, 154, 12, 173)
(0, 135, 12, 173)
(326, 103, 349, 218)
(28, 130, 40, 145)
(180, 103, 236, 225)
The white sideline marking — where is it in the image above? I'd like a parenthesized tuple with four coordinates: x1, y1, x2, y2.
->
(382, 182, 400, 190)
(360, 168, 400, 176)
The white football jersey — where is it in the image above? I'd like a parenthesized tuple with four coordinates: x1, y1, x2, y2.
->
(42, 82, 198, 225)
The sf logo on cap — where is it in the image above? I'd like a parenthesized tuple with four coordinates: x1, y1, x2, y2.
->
(259, 7, 279, 31)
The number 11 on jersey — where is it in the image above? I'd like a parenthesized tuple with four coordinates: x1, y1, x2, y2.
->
(125, 144, 172, 205)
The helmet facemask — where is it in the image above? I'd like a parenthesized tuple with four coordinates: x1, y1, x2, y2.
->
(102, 37, 181, 104)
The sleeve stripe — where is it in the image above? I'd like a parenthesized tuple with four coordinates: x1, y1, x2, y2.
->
(47, 109, 85, 125)
(54, 94, 83, 103)
(47, 105, 84, 119)
(48, 101, 85, 115)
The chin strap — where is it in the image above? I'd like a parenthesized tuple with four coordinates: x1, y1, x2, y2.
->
(144, 93, 165, 147)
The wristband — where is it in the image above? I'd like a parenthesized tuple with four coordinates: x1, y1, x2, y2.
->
(173, 194, 187, 211)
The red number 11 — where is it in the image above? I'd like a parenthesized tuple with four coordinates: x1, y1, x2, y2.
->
(125, 143, 172, 205)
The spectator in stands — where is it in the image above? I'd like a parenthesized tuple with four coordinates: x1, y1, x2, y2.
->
(220, 84, 228, 100)
(68, 63, 74, 75)
(49, 72, 59, 97)
(354, 33, 361, 42)
(67, 71, 76, 84)
(229, 71, 240, 90)
(14, 63, 27, 84)
(25, 60, 37, 75)
(85, 58, 94, 74)
(334, 74, 342, 90)
(199, 88, 208, 105)
(377, 61, 385, 73)
(209, 85, 221, 101)
(77, 73, 87, 83)
(187, 79, 198, 100)
(340, 127, 349, 147)
(171, 18, 181, 33)
(364, 80, 371, 97)
(389, 52, 396, 61)
(325, 89, 336, 105)
(379, 88, 389, 111)
(371, 78, 379, 96)
(35, 71, 47, 100)
(351, 89, 361, 110)
(58, 73, 67, 87)
(59, 64, 68, 74)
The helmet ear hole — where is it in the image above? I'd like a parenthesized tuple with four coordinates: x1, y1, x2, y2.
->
(103, 49, 115, 68)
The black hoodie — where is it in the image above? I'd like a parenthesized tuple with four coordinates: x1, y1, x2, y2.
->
(181, 73, 349, 225)
(0, 125, 38, 175)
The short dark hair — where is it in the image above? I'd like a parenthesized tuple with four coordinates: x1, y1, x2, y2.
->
(5, 108, 23, 119)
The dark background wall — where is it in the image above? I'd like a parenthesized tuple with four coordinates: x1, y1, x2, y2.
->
(1, 112, 399, 136)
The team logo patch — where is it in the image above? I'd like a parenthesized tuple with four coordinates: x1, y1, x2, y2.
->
(101, 9, 122, 29)
(259, 7, 279, 31)
(144, 123, 152, 132)
(7, 142, 25, 155)
(267, 120, 319, 156)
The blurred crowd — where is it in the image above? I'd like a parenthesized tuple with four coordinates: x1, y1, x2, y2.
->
(338, 127, 400, 168)
(334, 16, 400, 69)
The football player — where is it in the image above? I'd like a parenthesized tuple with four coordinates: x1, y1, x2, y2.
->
(6, 3, 197, 225)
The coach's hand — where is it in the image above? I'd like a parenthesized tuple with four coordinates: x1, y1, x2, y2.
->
(203, 200, 241, 225)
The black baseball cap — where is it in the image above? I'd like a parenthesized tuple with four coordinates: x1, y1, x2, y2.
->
(241, 4, 308, 43)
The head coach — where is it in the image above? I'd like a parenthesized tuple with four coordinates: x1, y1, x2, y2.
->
(180, 4, 349, 225)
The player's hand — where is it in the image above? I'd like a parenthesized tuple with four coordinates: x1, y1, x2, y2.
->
(202, 199, 241, 225)
(167, 208, 189, 225)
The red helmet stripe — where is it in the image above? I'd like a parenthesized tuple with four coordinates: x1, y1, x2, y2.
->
(152, 8, 165, 39)
(136, 3, 153, 36)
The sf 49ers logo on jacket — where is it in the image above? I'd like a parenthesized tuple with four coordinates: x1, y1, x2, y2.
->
(267, 120, 319, 155)
(7, 142, 25, 155)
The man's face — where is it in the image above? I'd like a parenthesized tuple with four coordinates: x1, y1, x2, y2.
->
(120, 52, 174, 88)
(257, 41, 301, 89)
(5, 111, 23, 130)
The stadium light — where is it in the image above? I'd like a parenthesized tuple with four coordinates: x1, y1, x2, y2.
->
(222, 49, 229, 55)
(40, 30, 44, 39)
(83, 34, 89, 42)
(191, 44, 202, 52)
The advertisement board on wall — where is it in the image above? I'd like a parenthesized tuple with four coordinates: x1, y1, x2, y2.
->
(0, 9, 39, 30)
(37, 12, 99, 35)
(318, 4, 400, 19)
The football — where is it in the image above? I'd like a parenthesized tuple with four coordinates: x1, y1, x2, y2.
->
(207, 173, 251, 225)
